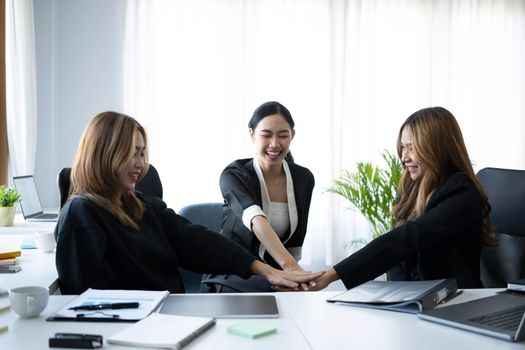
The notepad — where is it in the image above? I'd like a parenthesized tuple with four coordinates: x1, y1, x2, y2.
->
(108, 313, 215, 349)
(227, 322, 277, 339)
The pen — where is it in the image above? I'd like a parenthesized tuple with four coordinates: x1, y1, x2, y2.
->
(69, 302, 139, 311)
(176, 319, 216, 349)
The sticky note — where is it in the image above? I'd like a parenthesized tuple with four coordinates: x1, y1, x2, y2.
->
(227, 322, 277, 339)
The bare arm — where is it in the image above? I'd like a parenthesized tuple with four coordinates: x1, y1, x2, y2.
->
(251, 215, 301, 271)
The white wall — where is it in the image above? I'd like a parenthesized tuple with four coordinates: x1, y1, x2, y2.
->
(33, 0, 126, 207)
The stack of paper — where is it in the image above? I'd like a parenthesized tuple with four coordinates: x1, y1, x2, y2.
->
(0, 250, 21, 273)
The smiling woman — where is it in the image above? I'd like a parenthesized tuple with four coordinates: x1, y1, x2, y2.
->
(205, 102, 315, 292)
(311, 106, 497, 291)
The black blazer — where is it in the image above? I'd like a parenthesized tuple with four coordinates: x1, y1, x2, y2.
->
(220, 158, 315, 268)
(334, 172, 484, 289)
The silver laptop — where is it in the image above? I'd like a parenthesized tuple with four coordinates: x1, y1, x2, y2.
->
(159, 294, 279, 318)
(12, 175, 58, 222)
(418, 293, 525, 342)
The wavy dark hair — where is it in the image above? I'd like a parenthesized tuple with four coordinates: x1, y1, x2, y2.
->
(393, 107, 495, 246)
(71, 111, 149, 230)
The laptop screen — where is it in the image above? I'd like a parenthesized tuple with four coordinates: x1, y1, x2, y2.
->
(13, 175, 44, 217)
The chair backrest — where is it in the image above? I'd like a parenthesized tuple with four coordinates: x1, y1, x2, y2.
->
(57, 164, 164, 209)
(477, 167, 525, 287)
(177, 202, 223, 293)
(178, 203, 223, 232)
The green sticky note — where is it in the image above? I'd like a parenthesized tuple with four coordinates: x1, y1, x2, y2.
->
(227, 322, 277, 339)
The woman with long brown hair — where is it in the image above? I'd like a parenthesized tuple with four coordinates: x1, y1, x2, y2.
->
(55, 111, 322, 294)
(310, 107, 494, 290)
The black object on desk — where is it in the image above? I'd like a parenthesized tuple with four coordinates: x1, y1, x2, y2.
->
(49, 333, 103, 349)
(69, 302, 139, 311)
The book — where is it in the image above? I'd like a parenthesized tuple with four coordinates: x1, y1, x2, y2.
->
(108, 313, 216, 349)
(507, 278, 525, 292)
(327, 279, 458, 314)
(0, 250, 21, 260)
(0, 265, 21, 273)
(0, 258, 17, 266)
(47, 288, 169, 322)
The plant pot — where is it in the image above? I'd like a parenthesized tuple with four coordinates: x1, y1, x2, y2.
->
(0, 206, 16, 227)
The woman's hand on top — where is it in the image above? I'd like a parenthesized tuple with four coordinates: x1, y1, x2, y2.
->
(250, 260, 324, 291)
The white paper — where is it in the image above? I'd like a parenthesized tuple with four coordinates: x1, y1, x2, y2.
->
(53, 288, 169, 320)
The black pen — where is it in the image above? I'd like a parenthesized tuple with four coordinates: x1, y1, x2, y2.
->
(69, 302, 140, 311)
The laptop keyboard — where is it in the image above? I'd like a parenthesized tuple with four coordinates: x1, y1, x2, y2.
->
(37, 213, 57, 219)
(470, 305, 525, 331)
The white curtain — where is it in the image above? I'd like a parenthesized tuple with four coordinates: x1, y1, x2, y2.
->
(124, 0, 525, 267)
(5, 0, 38, 177)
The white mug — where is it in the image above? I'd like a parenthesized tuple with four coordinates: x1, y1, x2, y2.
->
(35, 230, 56, 253)
(9, 286, 49, 318)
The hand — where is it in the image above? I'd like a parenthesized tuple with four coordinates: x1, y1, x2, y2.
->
(307, 267, 340, 291)
(282, 263, 318, 290)
(250, 261, 324, 291)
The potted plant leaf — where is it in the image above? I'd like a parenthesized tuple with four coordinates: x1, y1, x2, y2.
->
(327, 150, 403, 248)
(0, 185, 21, 226)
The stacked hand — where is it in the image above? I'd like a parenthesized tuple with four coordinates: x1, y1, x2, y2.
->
(251, 261, 324, 291)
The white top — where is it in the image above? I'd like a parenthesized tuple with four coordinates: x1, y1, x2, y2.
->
(241, 158, 300, 261)
(269, 201, 290, 239)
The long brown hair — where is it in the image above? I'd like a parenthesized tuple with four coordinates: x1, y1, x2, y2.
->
(70, 111, 149, 230)
(393, 107, 495, 245)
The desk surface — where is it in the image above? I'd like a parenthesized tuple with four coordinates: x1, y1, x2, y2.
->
(0, 215, 57, 292)
(0, 290, 523, 350)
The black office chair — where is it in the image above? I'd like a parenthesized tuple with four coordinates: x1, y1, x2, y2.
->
(477, 167, 525, 287)
(57, 164, 163, 209)
(178, 203, 223, 293)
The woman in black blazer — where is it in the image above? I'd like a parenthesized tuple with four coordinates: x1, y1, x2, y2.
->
(218, 102, 315, 289)
(309, 107, 495, 290)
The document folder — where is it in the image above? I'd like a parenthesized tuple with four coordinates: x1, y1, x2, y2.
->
(327, 279, 457, 313)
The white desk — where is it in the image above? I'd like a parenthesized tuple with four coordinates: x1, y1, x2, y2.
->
(0, 294, 311, 349)
(0, 214, 58, 292)
(0, 290, 523, 350)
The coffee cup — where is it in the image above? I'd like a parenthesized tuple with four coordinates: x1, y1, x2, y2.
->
(35, 230, 56, 253)
(9, 286, 49, 318)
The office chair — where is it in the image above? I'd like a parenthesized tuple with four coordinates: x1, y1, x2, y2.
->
(57, 164, 163, 209)
(177, 203, 223, 293)
(477, 167, 525, 287)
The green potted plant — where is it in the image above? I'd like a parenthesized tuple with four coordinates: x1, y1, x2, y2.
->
(327, 150, 403, 247)
(0, 185, 22, 226)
